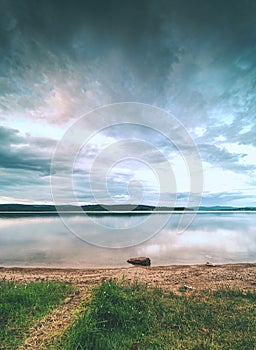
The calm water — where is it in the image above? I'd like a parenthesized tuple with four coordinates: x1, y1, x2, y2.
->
(0, 213, 255, 267)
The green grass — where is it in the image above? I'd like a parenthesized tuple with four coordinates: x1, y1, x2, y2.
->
(1, 278, 255, 350)
(55, 279, 256, 350)
(0, 278, 73, 350)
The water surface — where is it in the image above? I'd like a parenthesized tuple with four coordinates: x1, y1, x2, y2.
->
(0, 213, 255, 267)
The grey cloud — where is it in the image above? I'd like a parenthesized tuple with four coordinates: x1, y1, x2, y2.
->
(0, 126, 22, 144)
(0, 150, 49, 173)
(0, 0, 182, 121)
(0, 126, 53, 174)
(2, 0, 255, 124)
(238, 125, 256, 147)
(201, 191, 256, 207)
(198, 143, 256, 172)
(0, 166, 53, 203)
(30, 137, 57, 149)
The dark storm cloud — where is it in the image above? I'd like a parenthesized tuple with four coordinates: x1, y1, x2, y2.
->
(0, 126, 52, 174)
(1, 0, 256, 121)
(0, 0, 180, 73)
(0, 0, 180, 113)
(3, 0, 254, 56)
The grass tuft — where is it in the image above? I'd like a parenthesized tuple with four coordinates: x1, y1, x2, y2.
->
(0, 278, 73, 349)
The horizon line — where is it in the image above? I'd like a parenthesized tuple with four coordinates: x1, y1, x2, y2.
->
(0, 210, 255, 214)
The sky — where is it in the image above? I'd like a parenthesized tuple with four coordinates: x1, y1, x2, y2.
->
(0, 0, 256, 207)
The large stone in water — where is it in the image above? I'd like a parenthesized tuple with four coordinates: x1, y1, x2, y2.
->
(127, 257, 151, 266)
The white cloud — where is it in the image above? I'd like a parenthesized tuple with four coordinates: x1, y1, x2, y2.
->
(194, 126, 206, 137)
(221, 143, 256, 167)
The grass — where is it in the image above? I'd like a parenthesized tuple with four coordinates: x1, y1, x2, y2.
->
(54, 279, 256, 350)
(1, 277, 255, 350)
(0, 278, 73, 350)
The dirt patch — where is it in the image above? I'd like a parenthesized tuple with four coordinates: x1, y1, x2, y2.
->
(17, 286, 90, 350)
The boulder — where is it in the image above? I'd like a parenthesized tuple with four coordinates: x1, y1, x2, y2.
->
(127, 257, 151, 266)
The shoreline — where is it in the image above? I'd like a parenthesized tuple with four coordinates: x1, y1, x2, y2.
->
(0, 261, 256, 271)
(1, 262, 255, 293)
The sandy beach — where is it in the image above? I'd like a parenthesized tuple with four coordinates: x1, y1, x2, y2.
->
(1, 263, 255, 293)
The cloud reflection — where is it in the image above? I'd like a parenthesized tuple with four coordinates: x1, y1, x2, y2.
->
(0, 213, 255, 267)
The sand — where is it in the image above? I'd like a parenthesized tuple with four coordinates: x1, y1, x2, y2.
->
(1, 262, 255, 292)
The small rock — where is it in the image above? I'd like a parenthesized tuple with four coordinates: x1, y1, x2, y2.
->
(127, 257, 151, 266)
(179, 285, 193, 292)
(183, 284, 193, 290)
(206, 261, 216, 267)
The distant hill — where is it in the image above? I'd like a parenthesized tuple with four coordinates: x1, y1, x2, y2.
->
(0, 204, 255, 215)
(196, 206, 256, 211)
(0, 204, 193, 212)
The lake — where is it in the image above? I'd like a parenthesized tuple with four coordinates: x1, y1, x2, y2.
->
(0, 213, 255, 267)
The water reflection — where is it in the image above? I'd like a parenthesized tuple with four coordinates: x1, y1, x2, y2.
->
(0, 213, 255, 267)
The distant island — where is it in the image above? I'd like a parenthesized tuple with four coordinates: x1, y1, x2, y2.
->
(0, 204, 193, 213)
(196, 206, 256, 211)
(0, 204, 255, 217)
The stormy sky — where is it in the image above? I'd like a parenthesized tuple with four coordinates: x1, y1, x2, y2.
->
(0, 0, 256, 207)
